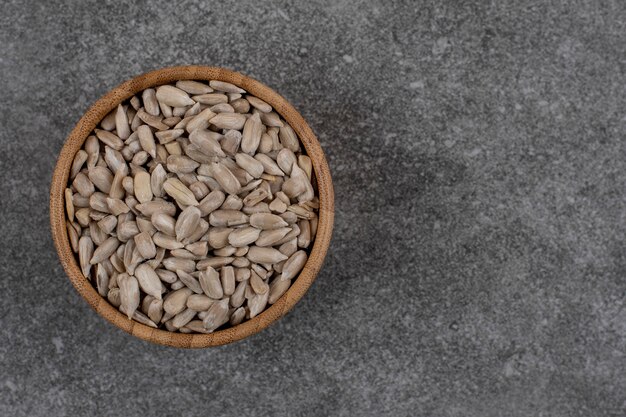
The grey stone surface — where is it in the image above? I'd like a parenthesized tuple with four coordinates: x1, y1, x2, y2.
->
(1, 1, 625, 416)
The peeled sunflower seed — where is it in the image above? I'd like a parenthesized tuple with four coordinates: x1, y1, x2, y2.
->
(251, 264, 270, 279)
(85, 135, 99, 168)
(279, 125, 300, 152)
(147, 299, 164, 323)
(220, 266, 236, 296)
(189, 181, 209, 200)
(163, 116, 182, 127)
(89, 192, 111, 213)
(210, 162, 241, 195)
(95, 129, 124, 150)
(192, 93, 228, 105)
(281, 250, 308, 281)
(246, 95, 272, 113)
(141, 89, 159, 116)
(260, 111, 284, 128)
(310, 215, 318, 239)
(199, 267, 223, 299)
(104, 147, 126, 175)
(125, 309, 158, 328)
(183, 320, 211, 333)
(230, 281, 247, 308)
(277, 148, 297, 176)
(70, 150, 88, 179)
(242, 201, 271, 215)
(88, 166, 114, 194)
(147, 246, 165, 269)
(151, 212, 176, 236)
(279, 238, 298, 257)
(202, 299, 230, 331)
(136, 125, 156, 158)
(155, 128, 184, 144)
(250, 271, 269, 294)
(207, 227, 233, 249)
(269, 198, 287, 213)
(228, 227, 261, 247)
(298, 219, 311, 248)
(197, 256, 236, 270)
(186, 241, 208, 257)
(117, 220, 139, 242)
(167, 155, 199, 174)
(176, 269, 204, 294)
(67, 221, 79, 252)
(187, 294, 214, 311)
(250, 213, 288, 230)
(156, 85, 195, 107)
(235, 153, 264, 178)
(232, 257, 250, 268)
(171, 308, 196, 329)
(107, 288, 121, 307)
(115, 104, 130, 140)
(248, 291, 269, 318)
(134, 263, 163, 300)
(73, 173, 95, 198)
(162, 257, 195, 273)
(214, 246, 237, 257)
(163, 287, 193, 315)
(221, 130, 242, 156)
(209, 210, 248, 227)
(233, 246, 249, 257)
(118, 273, 140, 319)
(90, 237, 120, 265)
(175, 206, 202, 241)
(241, 113, 263, 154)
(188, 130, 223, 158)
(148, 265, 170, 280)
(210, 103, 234, 113)
(287, 204, 315, 219)
(89, 221, 108, 245)
(186, 109, 218, 134)
(128, 95, 141, 111)
(133, 171, 153, 203)
(136, 217, 155, 235)
(256, 228, 291, 247)
(210, 113, 246, 130)
(134, 231, 156, 259)
(279, 211, 299, 224)
(255, 154, 284, 176)
(163, 178, 198, 206)
(290, 162, 314, 203)
(269, 278, 291, 304)
(135, 200, 176, 217)
(209, 80, 246, 94)
(229, 307, 246, 325)
(219, 195, 241, 211)
(65, 189, 75, 222)
(274, 225, 300, 246)
(181, 218, 208, 245)
(258, 133, 273, 153)
(247, 246, 288, 264)
(176, 80, 213, 94)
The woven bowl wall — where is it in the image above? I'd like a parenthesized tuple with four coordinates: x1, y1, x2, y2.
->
(49, 66, 334, 348)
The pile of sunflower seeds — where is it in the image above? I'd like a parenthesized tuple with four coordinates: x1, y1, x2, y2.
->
(64, 80, 318, 333)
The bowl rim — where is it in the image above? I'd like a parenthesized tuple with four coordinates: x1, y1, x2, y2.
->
(49, 65, 334, 348)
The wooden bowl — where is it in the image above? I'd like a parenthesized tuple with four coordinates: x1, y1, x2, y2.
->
(49, 66, 334, 348)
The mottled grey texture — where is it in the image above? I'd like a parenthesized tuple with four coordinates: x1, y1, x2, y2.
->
(1, 0, 625, 416)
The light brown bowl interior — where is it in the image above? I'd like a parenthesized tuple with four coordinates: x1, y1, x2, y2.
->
(49, 66, 334, 348)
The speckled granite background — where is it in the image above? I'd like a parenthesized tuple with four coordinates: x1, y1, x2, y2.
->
(1, 1, 625, 416)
